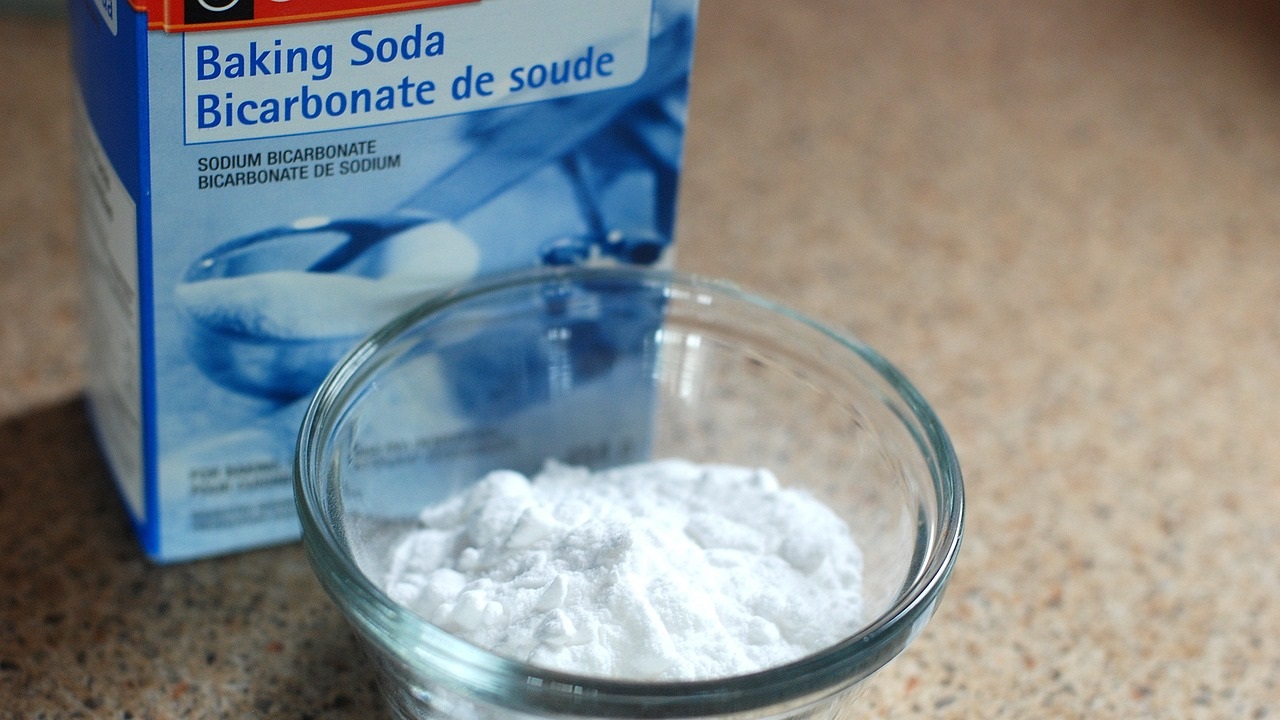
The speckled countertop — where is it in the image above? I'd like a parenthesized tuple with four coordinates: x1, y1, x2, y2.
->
(5, 0, 1280, 717)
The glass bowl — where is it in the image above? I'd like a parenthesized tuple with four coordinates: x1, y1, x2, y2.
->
(294, 266, 964, 719)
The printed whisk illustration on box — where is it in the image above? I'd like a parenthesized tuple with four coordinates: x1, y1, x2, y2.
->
(71, 0, 701, 561)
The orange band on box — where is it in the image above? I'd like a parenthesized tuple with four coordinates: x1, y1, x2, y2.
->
(144, 0, 479, 32)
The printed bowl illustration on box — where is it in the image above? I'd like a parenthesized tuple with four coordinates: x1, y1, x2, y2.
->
(294, 266, 965, 719)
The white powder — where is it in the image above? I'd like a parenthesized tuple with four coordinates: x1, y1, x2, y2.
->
(175, 219, 479, 339)
(384, 459, 864, 681)
(176, 272, 444, 339)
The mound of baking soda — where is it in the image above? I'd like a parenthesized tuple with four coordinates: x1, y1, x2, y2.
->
(384, 458, 864, 680)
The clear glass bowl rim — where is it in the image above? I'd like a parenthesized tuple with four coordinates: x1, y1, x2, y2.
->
(293, 265, 965, 717)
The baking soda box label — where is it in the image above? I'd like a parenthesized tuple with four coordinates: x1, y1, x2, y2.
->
(71, 0, 699, 561)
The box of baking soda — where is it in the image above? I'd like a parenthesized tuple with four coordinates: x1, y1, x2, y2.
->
(70, 0, 700, 561)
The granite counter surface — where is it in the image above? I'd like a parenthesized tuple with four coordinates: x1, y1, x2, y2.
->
(5, 0, 1280, 717)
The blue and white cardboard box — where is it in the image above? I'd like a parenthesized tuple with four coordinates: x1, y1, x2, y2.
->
(70, 0, 700, 561)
